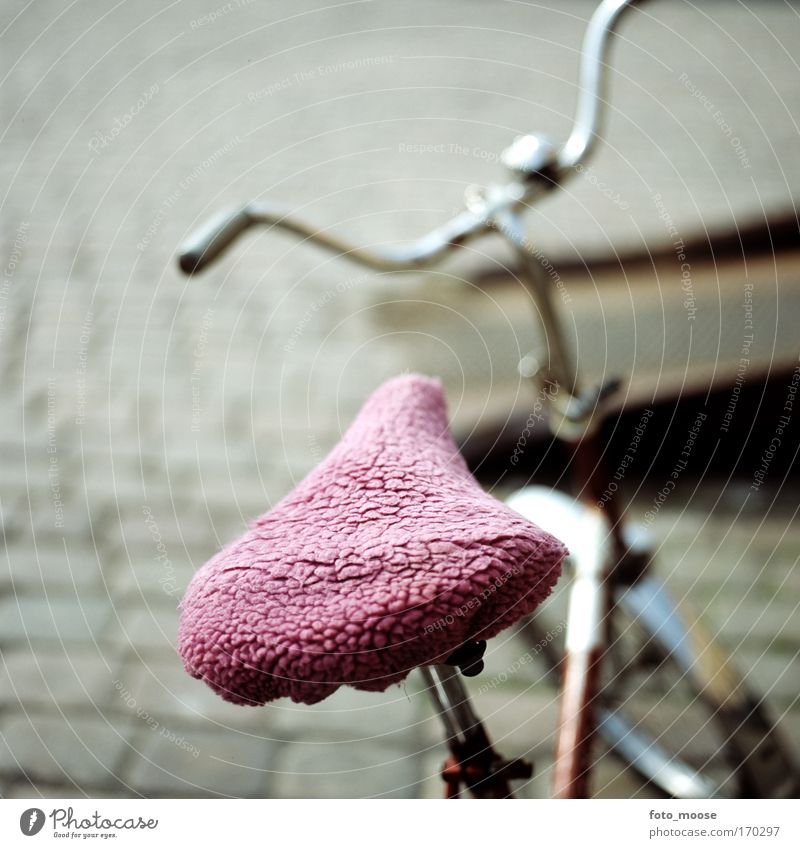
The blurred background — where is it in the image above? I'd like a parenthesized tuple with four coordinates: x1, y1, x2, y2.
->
(1, 0, 798, 798)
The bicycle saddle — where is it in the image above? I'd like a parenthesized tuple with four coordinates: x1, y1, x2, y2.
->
(178, 374, 567, 705)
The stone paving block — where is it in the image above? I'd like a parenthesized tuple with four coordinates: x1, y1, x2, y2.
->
(271, 737, 422, 799)
(466, 687, 560, 759)
(110, 555, 194, 605)
(693, 596, 799, 651)
(2, 0, 800, 801)
(30, 507, 109, 554)
(2, 543, 105, 594)
(0, 712, 135, 790)
(123, 722, 278, 798)
(772, 712, 800, 749)
(418, 750, 450, 799)
(739, 652, 800, 709)
(113, 650, 274, 735)
(116, 660, 430, 751)
(104, 504, 222, 563)
(591, 753, 663, 800)
(480, 622, 562, 690)
(264, 683, 422, 747)
(0, 592, 113, 646)
(119, 677, 430, 798)
(657, 528, 799, 597)
(4, 778, 137, 799)
(101, 601, 179, 654)
(0, 496, 27, 550)
(0, 644, 120, 713)
(77, 473, 149, 520)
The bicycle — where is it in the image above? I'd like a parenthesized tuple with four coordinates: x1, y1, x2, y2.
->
(175, 0, 799, 799)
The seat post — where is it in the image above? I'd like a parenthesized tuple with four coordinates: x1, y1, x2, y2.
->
(420, 665, 533, 798)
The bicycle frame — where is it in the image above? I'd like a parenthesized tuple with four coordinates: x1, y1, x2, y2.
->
(178, 0, 651, 798)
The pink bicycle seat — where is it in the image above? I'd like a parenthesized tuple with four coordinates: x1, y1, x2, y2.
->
(178, 374, 567, 705)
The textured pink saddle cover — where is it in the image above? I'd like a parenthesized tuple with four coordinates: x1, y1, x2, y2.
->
(179, 375, 567, 705)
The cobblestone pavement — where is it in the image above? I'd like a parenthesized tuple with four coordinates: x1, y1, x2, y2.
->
(1, 0, 799, 799)
(1, 477, 798, 799)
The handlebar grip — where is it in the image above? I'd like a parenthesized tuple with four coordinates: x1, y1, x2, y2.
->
(178, 206, 253, 274)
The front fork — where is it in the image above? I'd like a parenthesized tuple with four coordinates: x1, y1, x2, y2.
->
(550, 417, 648, 796)
(421, 206, 642, 797)
(551, 501, 612, 797)
(421, 433, 649, 798)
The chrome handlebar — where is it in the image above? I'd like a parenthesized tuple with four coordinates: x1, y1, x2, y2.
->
(559, 0, 644, 171)
(178, 202, 490, 275)
(178, 0, 646, 275)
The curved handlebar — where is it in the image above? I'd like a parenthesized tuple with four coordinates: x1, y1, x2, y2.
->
(178, 0, 646, 275)
(559, 0, 646, 171)
(178, 207, 254, 274)
(179, 201, 494, 274)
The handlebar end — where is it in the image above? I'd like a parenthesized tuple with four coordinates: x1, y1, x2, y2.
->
(176, 206, 254, 276)
(178, 249, 205, 275)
